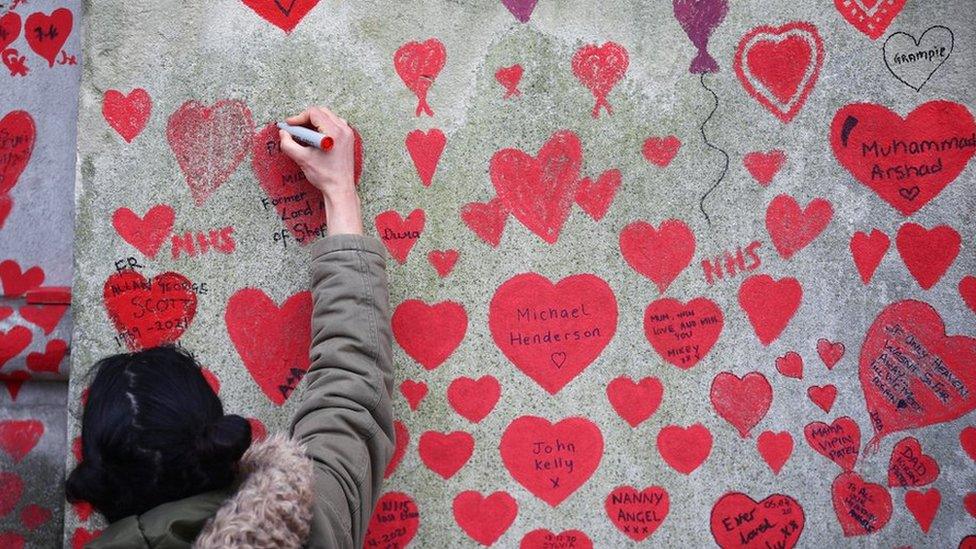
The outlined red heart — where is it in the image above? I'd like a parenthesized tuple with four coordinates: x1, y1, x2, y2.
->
(495, 64, 523, 98)
(447, 375, 500, 423)
(398, 380, 427, 411)
(804, 417, 860, 471)
(26, 339, 67, 374)
(375, 209, 425, 264)
(807, 385, 838, 413)
(489, 272, 617, 394)
(225, 288, 311, 406)
(710, 371, 772, 438)
(0, 111, 35, 195)
(392, 299, 466, 370)
(453, 491, 517, 546)
(734, 22, 824, 122)
(0, 260, 44, 298)
(775, 351, 803, 379)
(817, 338, 846, 369)
(418, 430, 473, 479)
(710, 492, 805, 549)
(743, 150, 785, 186)
(427, 249, 459, 277)
(0, 420, 43, 463)
(575, 168, 621, 221)
(520, 529, 592, 549)
(24, 9, 72, 67)
(405, 128, 446, 187)
(896, 223, 960, 290)
(384, 421, 408, 479)
(644, 297, 723, 369)
(888, 436, 939, 487)
(850, 229, 890, 284)
(112, 205, 175, 259)
(765, 195, 833, 259)
(500, 415, 603, 507)
(831, 471, 892, 537)
(657, 423, 712, 474)
(103, 270, 197, 350)
(605, 486, 669, 542)
(757, 430, 793, 474)
(834, 0, 906, 40)
(606, 375, 663, 428)
(394, 38, 446, 117)
(620, 219, 696, 293)
(738, 274, 802, 346)
(461, 198, 508, 247)
(830, 101, 975, 216)
(642, 136, 681, 167)
(102, 89, 152, 142)
(572, 41, 629, 117)
(0, 327, 31, 370)
(364, 492, 419, 549)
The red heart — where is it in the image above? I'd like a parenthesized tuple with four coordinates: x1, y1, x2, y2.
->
(26, 339, 67, 374)
(72, 501, 93, 522)
(834, 0, 906, 39)
(0, 12, 21, 51)
(765, 195, 833, 259)
(571, 42, 629, 117)
(500, 416, 603, 507)
(738, 274, 803, 346)
(20, 304, 68, 335)
(494, 64, 523, 98)
(103, 270, 197, 350)
(246, 417, 267, 442)
(734, 22, 824, 122)
(0, 260, 44, 297)
(490, 130, 582, 244)
(850, 229, 890, 284)
(964, 493, 976, 519)
(111, 205, 174, 259)
(575, 168, 621, 221)
(962, 426, 976, 461)
(804, 417, 860, 471)
(24, 9, 72, 67)
(775, 351, 803, 379)
(364, 492, 419, 548)
(453, 491, 517, 546)
(375, 209, 425, 264)
(643, 297, 722, 369)
(605, 486, 669, 542)
(0, 472, 23, 517)
(888, 436, 939, 487)
(240, 0, 320, 33)
(447, 375, 500, 423)
(384, 421, 408, 479)
(1, 371, 29, 400)
(0, 111, 35, 195)
(0, 307, 10, 322)
(0, 327, 32, 370)
(830, 101, 975, 216)
(816, 338, 845, 369)
(606, 376, 663, 428)
(166, 99, 254, 206)
(405, 128, 446, 187)
(418, 430, 473, 479)
(427, 249, 459, 277)
(19, 504, 50, 531)
(656, 423, 712, 474)
(0, 420, 42, 463)
(743, 150, 786, 186)
(905, 489, 940, 533)
(394, 38, 446, 117)
(0, 194, 11, 230)
(399, 380, 427, 411)
(200, 367, 220, 394)
(710, 492, 805, 549)
(642, 136, 681, 167)
(620, 219, 696, 293)
(831, 472, 892, 537)
(461, 198, 509, 247)
(757, 430, 793, 474)
(71, 528, 103, 549)
(225, 288, 311, 405)
(807, 385, 838, 413)
(489, 273, 617, 394)
(0, 532, 24, 549)
(520, 529, 592, 549)
(392, 299, 467, 370)
(896, 223, 960, 290)
(102, 89, 152, 142)
(710, 371, 772, 438)
(860, 300, 976, 444)
(960, 276, 976, 314)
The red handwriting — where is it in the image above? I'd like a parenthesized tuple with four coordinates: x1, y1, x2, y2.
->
(702, 240, 762, 285)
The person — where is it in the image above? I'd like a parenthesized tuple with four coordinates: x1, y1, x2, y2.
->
(66, 106, 395, 548)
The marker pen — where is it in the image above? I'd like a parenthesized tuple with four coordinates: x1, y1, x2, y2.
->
(276, 122, 335, 151)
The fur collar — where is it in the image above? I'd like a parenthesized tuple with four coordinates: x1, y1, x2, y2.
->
(193, 434, 315, 548)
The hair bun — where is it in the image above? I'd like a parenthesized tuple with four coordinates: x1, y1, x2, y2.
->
(196, 414, 252, 463)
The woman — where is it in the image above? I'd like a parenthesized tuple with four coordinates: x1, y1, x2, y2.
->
(66, 106, 395, 548)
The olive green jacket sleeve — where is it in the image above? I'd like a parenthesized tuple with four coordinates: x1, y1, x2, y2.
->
(290, 233, 395, 549)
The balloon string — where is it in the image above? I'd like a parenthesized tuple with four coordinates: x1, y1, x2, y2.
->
(697, 73, 728, 227)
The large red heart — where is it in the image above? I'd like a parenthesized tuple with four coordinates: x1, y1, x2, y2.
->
(0, 420, 43, 463)
(500, 416, 603, 507)
(102, 89, 152, 143)
(384, 421, 408, 479)
(225, 288, 311, 406)
(111, 205, 175, 259)
(606, 375, 663, 428)
(375, 209, 425, 264)
(710, 492, 804, 549)
(757, 430, 793, 474)
(571, 42, 629, 117)
(364, 492, 419, 548)
(804, 417, 861, 471)
(460, 198, 508, 247)
(830, 101, 975, 216)
(905, 488, 940, 534)
(166, 99, 254, 206)
(888, 436, 939, 487)
(394, 38, 446, 117)
(657, 423, 712, 474)
(710, 371, 772, 438)
(850, 229, 890, 284)
(831, 472, 892, 537)
(241, 0, 320, 33)
(418, 430, 473, 479)
(0, 111, 35, 195)
(0, 12, 21, 51)
(738, 274, 803, 346)
(575, 168, 621, 221)
(619, 219, 696, 293)
(643, 297, 723, 369)
(834, 0, 906, 40)
(0, 260, 44, 298)
(453, 491, 517, 546)
(20, 304, 68, 335)
(405, 128, 446, 187)
(765, 194, 833, 260)
(0, 327, 32, 370)
(447, 375, 500, 423)
(520, 529, 592, 549)
(490, 130, 582, 244)
(489, 272, 617, 394)
(24, 9, 72, 67)
(605, 486, 669, 542)
(734, 22, 824, 122)
(859, 299, 976, 445)
(895, 223, 960, 290)
(102, 270, 197, 350)
(0, 472, 23, 517)
(392, 299, 466, 370)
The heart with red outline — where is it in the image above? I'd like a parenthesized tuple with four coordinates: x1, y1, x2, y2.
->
(710, 492, 805, 549)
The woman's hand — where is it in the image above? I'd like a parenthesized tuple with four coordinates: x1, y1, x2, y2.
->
(279, 106, 362, 236)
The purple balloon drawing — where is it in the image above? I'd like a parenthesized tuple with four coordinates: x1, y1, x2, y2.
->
(502, 0, 539, 23)
(672, 0, 729, 74)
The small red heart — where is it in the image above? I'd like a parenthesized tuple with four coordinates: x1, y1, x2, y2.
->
(805, 417, 860, 471)
(19, 304, 68, 335)
(620, 219, 696, 294)
(775, 351, 803, 379)
(807, 384, 838, 413)
(605, 486, 669, 542)
(26, 339, 68, 374)
(19, 504, 51, 531)
(102, 88, 152, 142)
(765, 195, 833, 260)
(111, 205, 175, 259)
(364, 492, 419, 548)
(392, 300, 467, 370)
(642, 136, 681, 167)
(960, 426, 976, 461)
(399, 380, 428, 411)
(656, 423, 712, 474)
(71, 527, 103, 549)
(0, 326, 32, 370)
(447, 376, 500, 423)
(888, 436, 939, 487)
(850, 229, 890, 284)
(72, 501, 94, 522)
(427, 249, 459, 278)
(575, 168, 621, 221)
(495, 64, 523, 98)
(904, 489, 940, 534)
(0, 420, 43, 463)
(960, 276, 976, 314)
(405, 128, 446, 187)
(743, 150, 786, 186)
(606, 376, 663, 428)
(0, 195, 12, 230)
(738, 275, 803, 346)
(520, 529, 592, 549)
(461, 198, 509, 247)
(1, 371, 29, 400)
(896, 223, 961, 290)
(375, 209, 425, 264)
(384, 421, 408, 479)
(453, 491, 517, 546)
(0, 260, 44, 298)
(816, 338, 845, 369)
(756, 430, 793, 474)
(418, 430, 473, 479)
(710, 371, 772, 438)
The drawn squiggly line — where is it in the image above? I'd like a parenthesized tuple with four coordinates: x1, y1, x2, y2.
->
(698, 74, 729, 226)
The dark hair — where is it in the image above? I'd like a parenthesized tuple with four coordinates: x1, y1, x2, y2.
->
(66, 344, 251, 522)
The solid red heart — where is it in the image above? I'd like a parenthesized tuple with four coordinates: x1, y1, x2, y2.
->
(710, 492, 805, 549)
(834, 0, 906, 39)
(240, 0, 320, 33)
(0, 111, 35, 195)
(500, 416, 603, 507)
(620, 219, 696, 293)
(71, 528, 102, 549)
(24, 9, 72, 67)
(807, 385, 838, 413)
(1, 372, 29, 400)
(520, 529, 592, 549)
(0, 194, 11, 230)
(111, 205, 175, 259)
(738, 274, 803, 346)
(888, 436, 939, 487)
(0, 327, 32, 370)
(710, 371, 772, 438)
(166, 99, 254, 206)
(453, 491, 517, 546)
(0, 12, 20, 51)
(490, 130, 582, 244)
(394, 38, 446, 117)
(0, 420, 43, 463)
(225, 288, 311, 406)
(572, 41, 629, 117)
(0, 533, 24, 549)
(605, 486, 669, 542)
(19, 504, 50, 531)
(461, 198, 509, 247)
(495, 64, 523, 98)
(575, 168, 621, 221)
(830, 101, 975, 216)
(384, 421, 408, 479)
(735, 22, 824, 122)
(965, 493, 976, 519)
(757, 430, 793, 474)
(427, 249, 459, 277)
(0, 259, 44, 297)
(0, 307, 10, 322)
(0, 472, 23, 517)
(642, 136, 681, 167)
(804, 417, 860, 471)
(962, 426, 976, 461)
(816, 338, 845, 369)
(743, 150, 786, 186)
(391, 299, 467, 370)
(25, 339, 67, 374)
(765, 195, 833, 259)
(905, 489, 940, 533)
(775, 351, 803, 379)
(961, 276, 976, 314)
(489, 272, 617, 394)
(447, 375, 500, 423)
(418, 430, 474, 479)
(860, 300, 976, 444)
(72, 500, 93, 522)
(831, 472, 892, 537)
(895, 223, 960, 290)
(657, 423, 712, 474)
(606, 375, 663, 428)
(643, 297, 722, 369)
(405, 128, 446, 187)
(20, 304, 67, 334)
(375, 209, 425, 264)
(399, 380, 427, 411)
(103, 270, 197, 350)
(364, 492, 419, 548)
(102, 89, 152, 142)
(850, 229, 890, 284)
